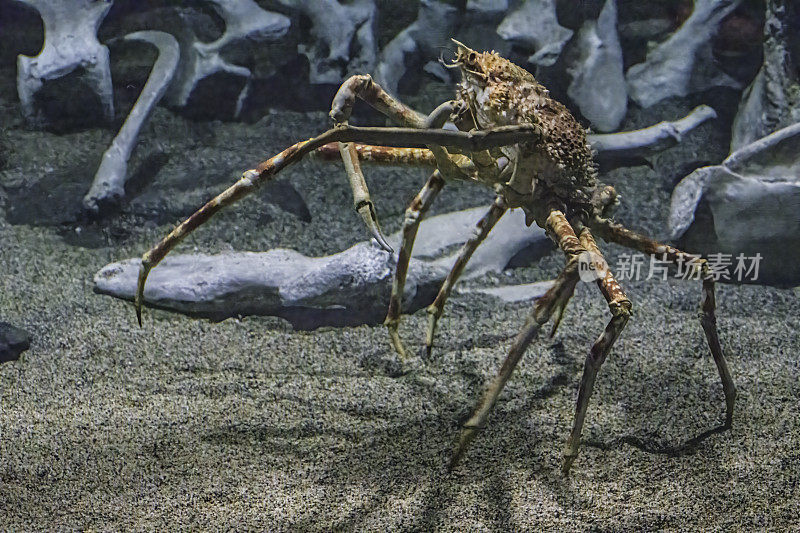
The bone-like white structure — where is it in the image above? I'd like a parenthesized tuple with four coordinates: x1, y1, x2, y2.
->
(167, 0, 290, 112)
(730, 0, 800, 151)
(83, 32, 180, 214)
(588, 104, 718, 158)
(373, 0, 462, 95)
(94, 207, 550, 328)
(626, 0, 744, 108)
(15, 0, 114, 126)
(278, 0, 377, 85)
(566, 0, 627, 132)
(497, 0, 573, 67)
(669, 122, 800, 286)
(458, 280, 554, 304)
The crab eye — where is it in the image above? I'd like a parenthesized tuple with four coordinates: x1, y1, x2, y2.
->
(468, 52, 478, 64)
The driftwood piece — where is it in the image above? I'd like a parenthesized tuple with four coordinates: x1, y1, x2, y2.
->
(589, 105, 718, 158)
(373, 0, 461, 95)
(458, 280, 554, 304)
(730, 0, 800, 151)
(94, 207, 550, 328)
(466, 0, 509, 16)
(278, 0, 377, 85)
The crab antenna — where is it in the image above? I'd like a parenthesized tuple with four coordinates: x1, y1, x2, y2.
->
(436, 44, 460, 69)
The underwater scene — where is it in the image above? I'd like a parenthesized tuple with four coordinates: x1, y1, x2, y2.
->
(0, 0, 798, 529)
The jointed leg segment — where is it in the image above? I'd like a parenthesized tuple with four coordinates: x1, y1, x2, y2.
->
(450, 215, 733, 472)
(338, 141, 393, 252)
(330, 74, 427, 128)
(589, 217, 736, 427)
(384, 171, 445, 360)
(330, 75, 494, 184)
(450, 209, 584, 468)
(450, 215, 636, 473)
(425, 196, 509, 356)
(562, 227, 631, 474)
(313, 143, 437, 167)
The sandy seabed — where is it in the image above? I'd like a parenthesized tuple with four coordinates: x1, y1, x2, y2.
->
(1, 107, 798, 531)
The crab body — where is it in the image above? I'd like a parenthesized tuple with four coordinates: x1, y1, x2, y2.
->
(451, 43, 598, 224)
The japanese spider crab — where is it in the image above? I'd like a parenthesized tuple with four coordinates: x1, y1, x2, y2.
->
(133, 41, 736, 473)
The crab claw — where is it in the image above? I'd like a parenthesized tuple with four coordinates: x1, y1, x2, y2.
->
(357, 201, 393, 253)
(338, 140, 393, 253)
(135, 258, 153, 327)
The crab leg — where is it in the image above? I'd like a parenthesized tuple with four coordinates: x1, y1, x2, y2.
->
(313, 144, 437, 166)
(450, 209, 583, 469)
(317, 141, 477, 183)
(425, 196, 508, 355)
(589, 216, 736, 427)
(562, 227, 632, 474)
(330, 74, 427, 127)
(135, 123, 544, 324)
(338, 100, 473, 358)
(333, 100, 470, 254)
(331, 75, 480, 182)
(384, 171, 446, 360)
(338, 141, 393, 252)
(418, 100, 479, 183)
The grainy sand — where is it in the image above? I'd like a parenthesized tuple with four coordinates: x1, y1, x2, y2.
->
(1, 104, 798, 531)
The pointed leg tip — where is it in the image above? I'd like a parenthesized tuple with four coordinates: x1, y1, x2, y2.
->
(134, 298, 143, 327)
(357, 202, 393, 254)
(561, 455, 575, 475)
(387, 324, 410, 361)
(425, 312, 440, 357)
(372, 229, 394, 253)
(722, 393, 735, 429)
(724, 414, 734, 430)
(135, 260, 153, 328)
(377, 239, 394, 254)
(449, 426, 478, 471)
(447, 453, 462, 472)
(549, 316, 560, 338)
